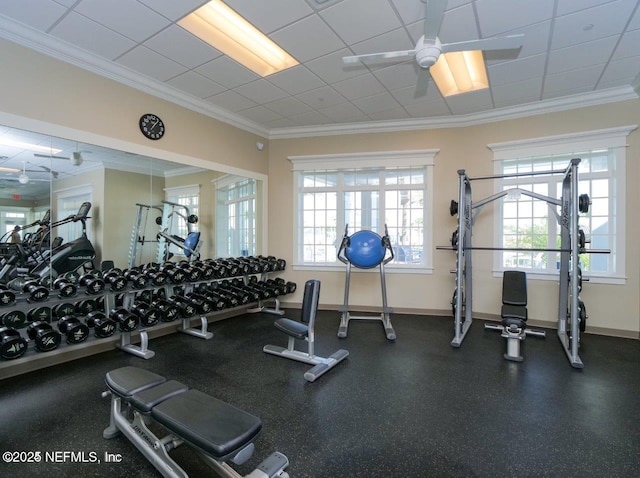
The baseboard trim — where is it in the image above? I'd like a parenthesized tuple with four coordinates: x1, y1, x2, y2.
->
(278, 302, 639, 340)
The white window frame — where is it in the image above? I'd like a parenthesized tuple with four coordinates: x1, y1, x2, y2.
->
(488, 125, 636, 285)
(164, 184, 200, 258)
(289, 150, 438, 273)
(53, 184, 93, 243)
(213, 175, 257, 258)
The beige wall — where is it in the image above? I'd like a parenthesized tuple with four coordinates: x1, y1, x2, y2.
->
(269, 100, 640, 336)
(0, 37, 638, 336)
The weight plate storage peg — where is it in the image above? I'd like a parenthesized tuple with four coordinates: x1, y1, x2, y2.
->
(0, 327, 28, 360)
(57, 316, 90, 344)
(27, 321, 61, 352)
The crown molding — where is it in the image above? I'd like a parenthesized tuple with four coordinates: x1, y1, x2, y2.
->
(269, 86, 638, 139)
(0, 15, 270, 138)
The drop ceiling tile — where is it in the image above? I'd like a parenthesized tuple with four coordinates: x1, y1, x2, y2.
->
(318, 102, 369, 122)
(296, 85, 348, 108)
(491, 77, 543, 106)
(332, 73, 386, 100)
(373, 62, 421, 91)
(50, 12, 135, 60)
(205, 90, 257, 112)
(552, 0, 637, 50)
(487, 54, 547, 87)
(136, 0, 208, 21)
(477, 0, 555, 37)
(237, 106, 284, 124)
(288, 110, 334, 126)
(144, 25, 221, 69)
(598, 75, 638, 89)
(368, 107, 411, 121)
(613, 28, 640, 60)
(556, 0, 624, 16)
(54, 0, 79, 7)
(628, 5, 640, 30)
(352, 92, 402, 114)
(405, 98, 451, 117)
(306, 48, 366, 84)
(75, 0, 170, 42)
(544, 64, 603, 95)
(390, 0, 428, 25)
(196, 56, 259, 88)
(264, 97, 313, 117)
(547, 36, 618, 74)
(0, 0, 66, 31)
(264, 117, 299, 128)
(436, 3, 479, 43)
(542, 84, 593, 100)
(444, 89, 493, 114)
(166, 71, 225, 98)
(390, 82, 442, 106)
(116, 45, 187, 81)
(349, 28, 415, 65)
(224, 0, 314, 34)
(320, 0, 402, 45)
(267, 66, 326, 95)
(599, 55, 640, 84)
(270, 14, 345, 63)
(233, 80, 289, 104)
(494, 94, 541, 109)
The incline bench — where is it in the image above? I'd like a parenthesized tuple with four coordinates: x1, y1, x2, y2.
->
(102, 366, 290, 478)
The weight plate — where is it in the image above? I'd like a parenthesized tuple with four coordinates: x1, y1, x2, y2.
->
(2, 310, 27, 328)
(75, 299, 97, 315)
(0, 333, 28, 359)
(28, 306, 52, 323)
(0, 290, 16, 306)
(64, 271, 80, 284)
(53, 303, 75, 319)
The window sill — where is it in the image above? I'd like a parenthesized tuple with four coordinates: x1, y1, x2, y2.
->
(293, 264, 433, 275)
(491, 270, 626, 285)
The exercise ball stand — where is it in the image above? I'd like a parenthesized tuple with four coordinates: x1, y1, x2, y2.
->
(337, 224, 396, 341)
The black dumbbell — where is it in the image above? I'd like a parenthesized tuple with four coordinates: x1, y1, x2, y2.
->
(63, 270, 81, 284)
(27, 306, 51, 323)
(219, 285, 251, 305)
(123, 268, 148, 289)
(167, 296, 197, 318)
(276, 258, 286, 271)
(0, 285, 16, 306)
(180, 263, 204, 282)
(103, 269, 127, 292)
(193, 261, 215, 280)
(184, 292, 215, 314)
(0, 327, 28, 360)
(249, 282, 274, 300)
(75, 299, 97, 316)
(85, 311, 117, 338)
(109, 308, 139, 332)
(230, 284, 260, 302)
(1, 310, 27, 328)
(52, 302, 76, 320)
(131, 302, 162, 327)
(27, 321, 61, 352)
(265, 279, 287, 296)
(53, 276, 78, 298)
(57, 315, 90, 344)
(152, 299, 179, 322)
(22, 279, 49, 303)
(160, 263, 186, 284)
(79, 273, 105, 295)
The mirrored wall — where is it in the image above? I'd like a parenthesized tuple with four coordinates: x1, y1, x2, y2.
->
(0, 124, 262, 282)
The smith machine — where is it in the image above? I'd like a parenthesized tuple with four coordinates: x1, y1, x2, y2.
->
(441, 158, 609, 368)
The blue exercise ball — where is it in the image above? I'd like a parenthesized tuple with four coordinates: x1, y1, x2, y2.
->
(345, 230, 386, 269)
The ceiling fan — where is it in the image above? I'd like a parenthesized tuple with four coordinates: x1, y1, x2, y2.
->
(342, 0, 524, 96)
(34, 151, 86, 166)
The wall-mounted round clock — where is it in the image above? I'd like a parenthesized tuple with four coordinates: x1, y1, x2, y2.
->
(139, 114, 165, 140)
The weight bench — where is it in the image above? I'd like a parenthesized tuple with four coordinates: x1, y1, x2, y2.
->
(484, 270, 545, 361)
(102, 366, 290, 478)
(263, 279, 349, 382)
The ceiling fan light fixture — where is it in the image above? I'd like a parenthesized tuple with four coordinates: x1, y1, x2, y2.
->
(178, 0, 298, 77)
(18, 173, 29, 184)
(430, 50, 489, 97)
(72, 151, 83, 166)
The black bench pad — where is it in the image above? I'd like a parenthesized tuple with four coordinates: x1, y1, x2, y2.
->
(130, 380, 189, 413)
(151, 389, 262, 460)
(274, 318, 308, 339)
(501, 304, 527, 321)
(106, 366, 166, 398)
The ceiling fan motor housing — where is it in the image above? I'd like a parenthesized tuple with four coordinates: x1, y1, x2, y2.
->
(415, 36, 442, 68)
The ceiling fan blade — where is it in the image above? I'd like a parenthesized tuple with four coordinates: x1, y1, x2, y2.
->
(343, 50, 416, 64)
(423, 0, 447, 42)
(34, 153, 71, 160)
(441, 34, 524, 54)
(415, 68, 430, 97)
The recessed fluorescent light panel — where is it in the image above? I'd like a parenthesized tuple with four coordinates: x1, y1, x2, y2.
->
(430, 50, 489, 97)
(0, 138, 62, 155)
(178, 0, 299, 77)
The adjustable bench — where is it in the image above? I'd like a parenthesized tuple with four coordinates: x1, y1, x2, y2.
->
(102, 366, 290, 478)
(484, 270, 545, 361)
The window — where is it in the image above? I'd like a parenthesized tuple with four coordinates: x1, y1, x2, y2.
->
(290, 150, 437, 270)
(215, 176, 256, 257)
(488, 125, 636, 283)
(164, 185, 200, 257)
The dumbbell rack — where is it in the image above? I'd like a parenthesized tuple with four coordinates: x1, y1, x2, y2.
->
(0, 256, 295, 380)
